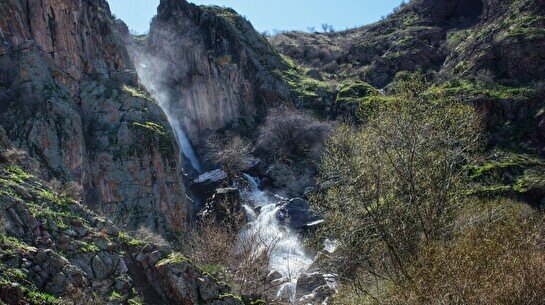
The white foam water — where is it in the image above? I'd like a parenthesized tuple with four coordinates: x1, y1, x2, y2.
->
(171, 117, 202, 172)
(240, 174, 313, 303)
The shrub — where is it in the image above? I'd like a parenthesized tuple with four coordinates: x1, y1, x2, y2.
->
(132, 226, 169, 247)
(257, 106, 332, 162)
(205, 134, 251, 181)
(47, 179, 83, 202)
(183, 222, 277, 300)
(315, 74, 481, 282)
(333, 199, 545, 305)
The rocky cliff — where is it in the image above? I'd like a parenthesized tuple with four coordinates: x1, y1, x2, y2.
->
(129, 0, 293, 145)
(0, 0, 187, 233)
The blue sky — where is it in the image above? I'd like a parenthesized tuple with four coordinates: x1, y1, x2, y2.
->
(107, 0, 405, 34)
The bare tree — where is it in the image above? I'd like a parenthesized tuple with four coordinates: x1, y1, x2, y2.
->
(315, 74, 481, 286)
(133, 226, 169, 247)
(182, 221, 281, 299)
(321, 23, 335, 33)
(257, 106, 332, 162)
(206, 134, 251, 181)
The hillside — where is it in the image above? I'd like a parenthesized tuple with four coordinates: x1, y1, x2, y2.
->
(1, 0, 545, 304)
(270, 0, 545, 87)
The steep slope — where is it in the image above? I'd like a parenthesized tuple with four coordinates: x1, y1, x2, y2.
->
(0, 138, 243, 305)
(0, 0, 187, 233)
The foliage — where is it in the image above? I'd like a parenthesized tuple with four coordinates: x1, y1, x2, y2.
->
(182, 222, 277, 301)
(333, 199, 545, 305)
(122, 85, 155, 103)
(277, 54, 334, 115)
(314, 74, 481, 283)
(335, 81, 379, 104)
(132, 226, 169, 247)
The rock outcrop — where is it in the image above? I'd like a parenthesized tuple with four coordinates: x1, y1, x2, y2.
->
(0, 0, 187, 233)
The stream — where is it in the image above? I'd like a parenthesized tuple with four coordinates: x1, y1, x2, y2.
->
(240, 174, 313, 303)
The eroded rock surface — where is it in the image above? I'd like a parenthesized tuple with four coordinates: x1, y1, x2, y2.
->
(0, 154, 242, 305)
(0, 0, 187, 233)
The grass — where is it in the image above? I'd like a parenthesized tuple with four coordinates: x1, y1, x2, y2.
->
(122, 85, 155, 103)
(155, 252, 191, 267)
(335, 81, 378, 104)
(439, 80, 532, 100)
(276, 54, 335, 115)
(466, 151, 545, 199)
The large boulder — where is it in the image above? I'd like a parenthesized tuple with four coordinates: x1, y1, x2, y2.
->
(200, 187, 245, 230)
(191, 169, 228, 198)
(276, 198, 322, 231)
(295, 272, 337, 305)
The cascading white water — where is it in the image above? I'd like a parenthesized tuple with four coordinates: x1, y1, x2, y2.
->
(131, 50, 316, 303)
(240, 174, 313, 303)
(169, 117, 202, 172)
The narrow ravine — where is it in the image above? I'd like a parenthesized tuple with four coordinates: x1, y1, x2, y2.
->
(130, 46, 323, 304)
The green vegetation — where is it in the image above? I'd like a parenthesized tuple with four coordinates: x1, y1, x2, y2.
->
(119, 231, 145, 247)
(131, 122, 167, 136)
(218, 293, 243, 302)
(276, 54, 334, 116)
(127, 121, 176, 162)
(109, 291, 124, 301)
(199, 264, 226, 277)
(27, 291, 60, 304)
(156, 252, 191, 267)
(438, 80, 532, 100)
(316, 74, 545, 305)
(335, 81, 378, 104)
(466, 151, 545, 198)
(122, 85, 156, 103)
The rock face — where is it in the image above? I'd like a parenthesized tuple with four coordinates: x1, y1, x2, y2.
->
(295, 272, 336, 305)
(0, 0, 187, 233)
(132, 0, 292, 145)
(0, 155, 242, 305)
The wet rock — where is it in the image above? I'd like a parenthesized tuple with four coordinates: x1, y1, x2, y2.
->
(131, 0, 292, 145)
(296, 272, 337, 305)
(200, 188, 245, 229)
(0, 0, 188, 234)
(191, 169, 228, 197)
(276, 198, 322, 231)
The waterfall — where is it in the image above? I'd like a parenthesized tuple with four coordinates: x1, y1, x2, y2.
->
(132, 61, 202, 172)
(170, 117, 202, 172)
(240, 174, 313, 303)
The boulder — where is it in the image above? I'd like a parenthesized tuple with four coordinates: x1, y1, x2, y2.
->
(191, 169, 228, 198)
(200, 188, 245, 230)
(296, 272, 337, 305)
(276, 198, 322, 231)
